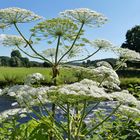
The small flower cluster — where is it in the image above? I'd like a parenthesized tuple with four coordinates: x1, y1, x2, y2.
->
(113, 47, 140, 61)
(60, 8, 107, 27)
(6, 85, 50, 106)
(110, 90, 138, 105)
(118, 105, 140, 119)
(0, 7, 42, 26)
(90, 39, 113, 50)
(0, 108, 29, 121)
(96, 61, 113, 69)
(24, 73, 45, 85)
(0, 89, 2, 95)
(73, 66, 120, 90)
(91, 66, 120, 90)
(0, 34, 26, 47)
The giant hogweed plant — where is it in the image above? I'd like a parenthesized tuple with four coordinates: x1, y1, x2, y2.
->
(0, 7, 140, 140)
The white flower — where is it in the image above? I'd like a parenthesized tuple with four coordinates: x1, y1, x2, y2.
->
(96, 61, 113, 69)
(0, 89, 2, 95)
(7, 85, 50, 106)
(24, 73, 45, 85)
(0, 34, 26, 47)
(60, 8, 107, 27)
(91, 66, 120, 90)
(113, 47, 140, 61)
(0, 108, 29, 121)
(110, 90, 138, 105)
(90, 39, 113, 50)
(55, 79, 112, 102)
(0, 7, 42, 26)
(115, 60, 127, 68)
(118, 105, 140, 118)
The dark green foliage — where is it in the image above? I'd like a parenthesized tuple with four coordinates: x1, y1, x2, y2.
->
(11, 50, 22, 58)
(20, 57, 30, 67)
(117, 69, 140, 78)
(121, 25, 140, 53)
(29, 61, 43, 67)
(43, 61, 51, 67)
(0, 56, 10, 66)
(0, 50, 51, 67)
(9, 56, 22, 67)
(126, 60, 140, 68)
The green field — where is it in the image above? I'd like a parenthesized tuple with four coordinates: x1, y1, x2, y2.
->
(0, 67, 139, 88)
(0, 67, 76, 86)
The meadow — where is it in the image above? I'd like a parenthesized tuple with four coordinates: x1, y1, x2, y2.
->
(0, 67, 140, 88)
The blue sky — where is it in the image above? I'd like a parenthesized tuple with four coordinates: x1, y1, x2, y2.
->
(0, 0, 140, 61)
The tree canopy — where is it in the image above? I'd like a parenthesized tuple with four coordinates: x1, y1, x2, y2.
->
(121, 25, 140, 53)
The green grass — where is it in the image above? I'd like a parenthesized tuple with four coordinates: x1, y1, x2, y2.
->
(120, 77, 140, 88)
(0, 67, 76, 87)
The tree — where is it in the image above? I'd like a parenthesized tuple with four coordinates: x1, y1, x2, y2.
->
(9, 56, 22, 67)
(0, 56, 10, 66)
(20, 57, 30, 67)
(11, 50, 22, 58)
(121, 25, 140, 53)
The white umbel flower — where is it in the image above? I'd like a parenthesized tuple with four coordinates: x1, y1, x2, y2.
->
(0, 34, 26, 47)
(110, 90, 138, 105)
(0, 89, 2, 95)
(60, 8, 107, 27)
(0, 108, 29, 122)
(91, 66, 120, 90)
(118, 105, 140, 119)
(24, 73, 45, 85)
(56, 79, 112, 102)
(96, 61, 113, 69)
(7, 85, 49, 106)
(0, 7, 42, 26)
(113, 47, 140, 61)
(90, 39, 113, 50)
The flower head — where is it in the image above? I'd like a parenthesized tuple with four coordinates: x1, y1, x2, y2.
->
(90, 39, 113, 50)
(60, 8, 107, 27)
(113, 47, 140, 61)
(0, 7, 42, 27)
(24, 73, 45, 85)
(31, 18, 78, 40)
(96, 61, 113, 69)
(0, 108, 29, 122)
(118, 105, 140, 119)
(0, 34, 26, 47)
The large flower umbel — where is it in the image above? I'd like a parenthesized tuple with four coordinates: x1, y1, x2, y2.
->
(60, 8, 107, 27)
(90, 39, 113, 50)
(0, 34, 26, 47)
(0, 7, 42, 26)
(31, 18, 78, 41)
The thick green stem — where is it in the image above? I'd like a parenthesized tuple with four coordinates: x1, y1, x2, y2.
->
(57, 23, 84, 64)
(76, 100, 87, 140)
(84, 103, 121, 136)
(55, 35, 61, 64)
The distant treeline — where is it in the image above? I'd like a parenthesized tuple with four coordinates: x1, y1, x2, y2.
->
(0, 50, 51, 67)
